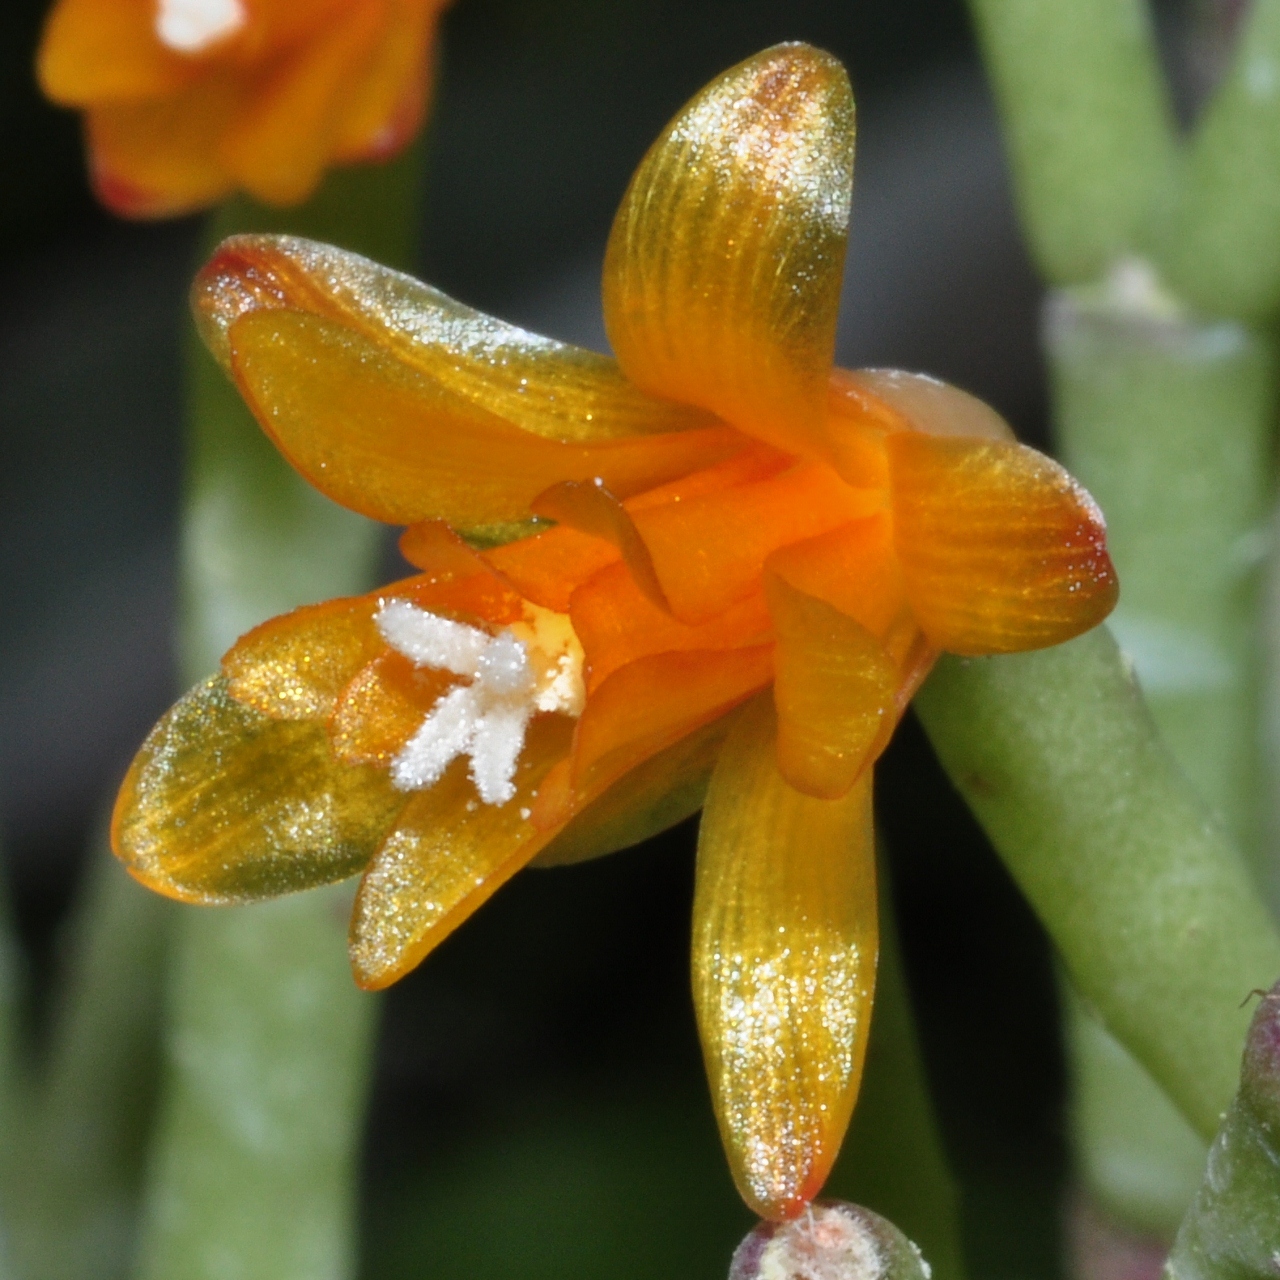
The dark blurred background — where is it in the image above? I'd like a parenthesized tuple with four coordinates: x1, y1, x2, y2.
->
(0, 1, 1108, 1276)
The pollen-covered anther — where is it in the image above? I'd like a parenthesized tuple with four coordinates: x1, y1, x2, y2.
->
(374, 598, 585, 806)
(155, 0, 246, 54)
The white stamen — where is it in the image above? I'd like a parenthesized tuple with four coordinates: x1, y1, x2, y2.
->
(467, 703, 533, 805)
(155, 0, 246, 53)
(376, 599, 488, 677)
(476, 633, 534, 697)
(375, 599, 585, 807)
(391, 685, 480, 792)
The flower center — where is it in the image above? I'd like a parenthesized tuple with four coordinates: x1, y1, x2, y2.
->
(375, 599, 585, 806)
(155, 0, 246, 54)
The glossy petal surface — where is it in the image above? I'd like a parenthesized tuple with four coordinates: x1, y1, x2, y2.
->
(349, 714, 574, 989)
(227, 307, 741, 526)
(196, 236, 719, 442)
(889, 432, 1119, 653)
(766, 576, 897, 799)
(692, 696, 877, 1220)
(222, 594, 383, 720)
(603, 44, 854, 458)
(113, 676, 405, 903)
(328, 652, 454, 765)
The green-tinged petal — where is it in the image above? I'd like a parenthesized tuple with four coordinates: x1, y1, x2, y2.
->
(603, 44, 854, 459)
(693, 694, 878, 1221)
(532, 711, 735, 867)
(348, 715, 575, 989)
(195, 234, 719, 443)
(112, 676, 406, 904)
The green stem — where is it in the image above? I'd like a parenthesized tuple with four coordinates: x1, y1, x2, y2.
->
(1159, 0, 1280, 321)
(965, 0, 1177, 284)
(828, 857, 968, 1280)
(10, 843, 173, 1280)
(1043, 262, 1275, 1237)
(914, 629, 1280, 1141)
(133, 146, 423, 1280)
(1046, 268, 1275, 873)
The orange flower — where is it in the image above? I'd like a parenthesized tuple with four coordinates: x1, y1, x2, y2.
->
(111, 45, 1117, 1220)
(37, 0, 449, 216)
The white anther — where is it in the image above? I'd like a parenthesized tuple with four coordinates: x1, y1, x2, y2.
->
(155, 0, 246, 53)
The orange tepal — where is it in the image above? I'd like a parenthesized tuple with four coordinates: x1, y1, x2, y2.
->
(38, 0, 450, 215)
(109, 46, 1117, 1221)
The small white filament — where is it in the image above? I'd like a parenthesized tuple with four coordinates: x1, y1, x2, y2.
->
(156, 0, 246, 54)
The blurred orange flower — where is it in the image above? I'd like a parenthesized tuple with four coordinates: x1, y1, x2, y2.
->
(37, 0, 449, 217)
(110, 45, 1117, 1219)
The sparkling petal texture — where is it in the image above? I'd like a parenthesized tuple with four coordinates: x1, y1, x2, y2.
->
(113, 676, 406, 903)
(766, 575, 898, 799)
(222, 594, 384, 719)
(603, 44, 854, 459)
(194, 236, 721, 444)
(889, 432, 1119, 653)
(692, 696, 877, 1221)
(349, 714, 575, 989)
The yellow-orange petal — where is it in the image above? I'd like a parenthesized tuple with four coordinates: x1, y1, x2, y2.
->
(531, 480, 669, 611)
(348, 714, 575, 989)
(113, 676, 405, 904)
(888, 432, 1119, 653)
(483, 525, 622, 614)
(532, 711, 736, 868)
(225, 306, 741, 527)
(692, 695, 877, 1220)
(632, 462, 878, 625)
(567, 645, 775, 805)
(765, 514, 904, 640)
(38, 0, 197, 104)
(395, 522, 527, 624)
(570, 561, 771, 694)
(219, 3, 385, 207)
(602, 44, 854, 459)
(766, 575, 898, 800)
(332, 0, 443, 162)
(222, 594, 384, 720)
(328, 651, 455, 766)
(85, 75, 245, 217)
(194, 236, 720, 443)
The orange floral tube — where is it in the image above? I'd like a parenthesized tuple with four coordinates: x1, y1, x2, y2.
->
(37, 0, 450, 216)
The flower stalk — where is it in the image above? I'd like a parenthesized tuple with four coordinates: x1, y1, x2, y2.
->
(132, 146, 422, 1280)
